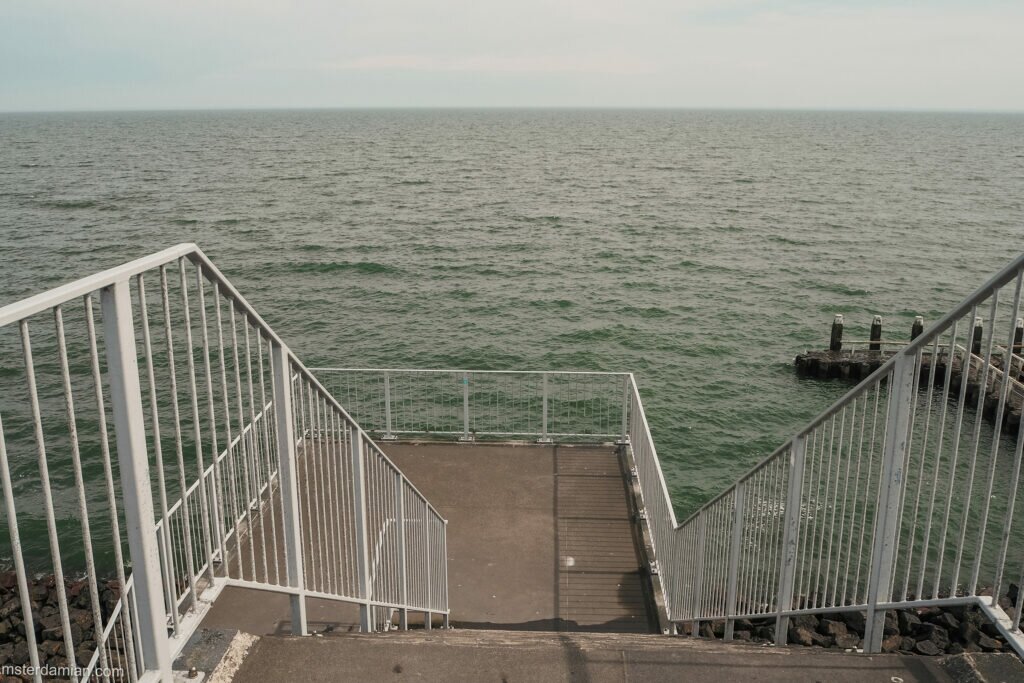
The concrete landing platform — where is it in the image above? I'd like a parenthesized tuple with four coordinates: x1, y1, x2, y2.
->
(383, 442, 656, 632)
(199, 441, 656, 635)
(229, 629, 1024, 683)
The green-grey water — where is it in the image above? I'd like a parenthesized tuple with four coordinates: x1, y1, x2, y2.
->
(1, 109, 1023, 569)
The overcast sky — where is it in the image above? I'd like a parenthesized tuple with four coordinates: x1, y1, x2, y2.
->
(1, 0, 1022, 112)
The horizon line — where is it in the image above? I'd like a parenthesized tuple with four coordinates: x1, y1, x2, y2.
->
(2, 105, 1023, 115)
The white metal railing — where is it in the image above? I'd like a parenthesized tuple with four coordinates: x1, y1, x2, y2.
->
(646, 252, 1024, 655)
(309, 368, 630, 442)
(0, 244, 448, 683)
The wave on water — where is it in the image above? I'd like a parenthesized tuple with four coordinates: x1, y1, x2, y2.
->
(806, 281, 871, 297)
(617, 305, 671, 319)
(768, 235, 811, 246)
(283, 261, 400, 275)
(38, 198, 96, 209)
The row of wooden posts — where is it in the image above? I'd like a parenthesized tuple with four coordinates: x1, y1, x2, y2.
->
(828, 314, 1024, 355)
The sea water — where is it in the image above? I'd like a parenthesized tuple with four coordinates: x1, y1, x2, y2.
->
(1, 108, 1022, 528)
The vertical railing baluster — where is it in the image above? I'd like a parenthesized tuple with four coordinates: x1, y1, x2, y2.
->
(196, 270, 227, 571)
(21, 319, 79, 683)
(619, 374, 630, 444)
(460, 372, 472, 441)
(383, 371, 395, 440)
(256, 333, 280, 584)
(0, 414, 41, 683)
(55, 306, 110, 678)
(271, 344, 308, 635)
(539, 372, 551, 443)
(101, 280, 172, 678)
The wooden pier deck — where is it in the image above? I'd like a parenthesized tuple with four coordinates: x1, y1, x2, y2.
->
(199, 441, 658, 636)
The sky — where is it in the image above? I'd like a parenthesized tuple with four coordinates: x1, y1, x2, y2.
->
(1, 0, 1022, 112)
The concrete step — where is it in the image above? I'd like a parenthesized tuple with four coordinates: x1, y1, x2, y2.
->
(220, 627, 1024, 682)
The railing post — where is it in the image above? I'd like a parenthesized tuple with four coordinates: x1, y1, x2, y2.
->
(351, 429, 374, 631)
(724, 483, 745, 641)
(864, 352, 917, 653)
(442, 520, 450, 629)
(618, 375, 630, 445)
(774, 435, 806, 647)
(691, 511, 707, 637)
(383, 372, 396, 440)
(271, 342, 308, 636)
(538, 373, 552, 443)
(395, 473, 409, 630)
(101, 280, 172, 679)
(459, 372, 473, 441)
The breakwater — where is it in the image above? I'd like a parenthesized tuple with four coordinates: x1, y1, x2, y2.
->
(0, 572, 126, 676)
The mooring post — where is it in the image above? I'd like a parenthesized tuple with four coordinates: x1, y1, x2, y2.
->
(972, 316, 984, 356)
(829, 314, 844, 352)
(869, 315, 882, 351)
(911, 316, 924, 341)
(1013, 318, 1023, 355)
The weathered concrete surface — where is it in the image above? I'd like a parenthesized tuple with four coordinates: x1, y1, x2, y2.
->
(383, 442, 656, 632)
(230, 629, 1023, 683)
(200, 585, 364, 635)
(943, 652, 1024, 682)
(386, 442, 559, 629)
(199, 442, 655, 635)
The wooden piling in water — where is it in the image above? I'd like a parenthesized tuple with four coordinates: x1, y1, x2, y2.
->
(794, 314, 1024, 435)
(972, 316, 984, 355)
(869, 315, 882, 351)
(830, 314, 844, 352)
(911, 315, 924, 341)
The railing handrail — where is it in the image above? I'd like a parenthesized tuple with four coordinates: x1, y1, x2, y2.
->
(626, 374, 680, 529)
(310, 367, 629, 376)
(0, 243, 199, 326)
